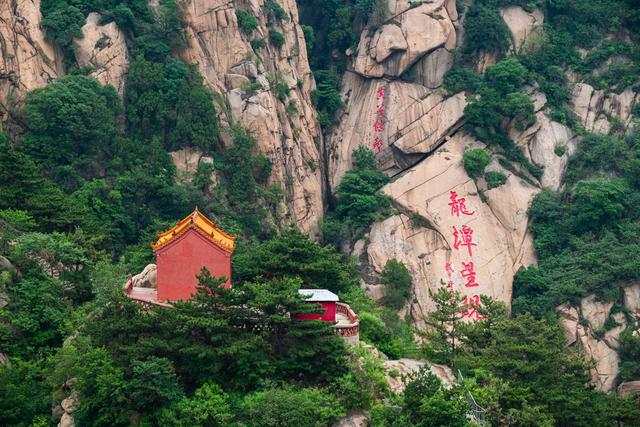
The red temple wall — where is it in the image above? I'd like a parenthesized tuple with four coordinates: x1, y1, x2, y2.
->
(295, 301, 337, 322)
(156, 229, 231, 302)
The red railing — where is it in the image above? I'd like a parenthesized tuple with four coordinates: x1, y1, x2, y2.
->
(334, 302, 360, 337)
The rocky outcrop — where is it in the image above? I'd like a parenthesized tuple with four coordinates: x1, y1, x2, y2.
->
(0, 0, 64, 123)
(623, 284, 640, 315)
(170, 147, 217, 185)
(327, 74, 466, 188)
(353, 0, 457, 80)
(512, 111, 578, 191)
(383, 358, 454, 393)
(499, 6, 543, 53)
(73, 13, 129, 95)
(557, 293, 635, 392)
(333, 412, 368, 427)
(571, 83, 639, 134)
(581, 294, 614, 331)
(131, 264, 157, 288)
(179, 0, 324, 236)
(364, 133, 537, 326)
(618, 381, 640, 397)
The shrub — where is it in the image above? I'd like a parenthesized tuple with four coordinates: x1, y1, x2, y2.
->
(554, 145, 566, 157)
(269, 29, 285, 48)
(463, 148, 491, 179)
(463, 3, 511, 54)
(312, 70, 343, 128)
(240, 386, 345, 427)
(484, 171, 507, 189)
(251, 38, 266, 51)
(382, 259, 412, 310)
(334, 146, 390, 229)
(236, 10, 259, 35)
(265, 0, 288, 22)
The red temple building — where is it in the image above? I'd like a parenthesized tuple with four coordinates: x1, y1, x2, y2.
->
(125, 208, 236, 304)
(124, 208, 359, 343)
(296, 289, 339, 322)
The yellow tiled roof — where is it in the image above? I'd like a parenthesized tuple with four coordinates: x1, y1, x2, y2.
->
(151, 208, 236, 253)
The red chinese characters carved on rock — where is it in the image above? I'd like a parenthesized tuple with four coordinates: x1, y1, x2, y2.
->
(462, 295, 485, 320)
(448, 191, 474, 217)
(452, 225, 477, 257)
(370, 87, 386, 154)
(445, 262, 455, 289)
(460, 261, 479, 287)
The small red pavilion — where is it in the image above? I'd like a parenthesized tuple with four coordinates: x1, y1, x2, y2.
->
(295, 289, 339, 322)
(145, 208, 236, 303)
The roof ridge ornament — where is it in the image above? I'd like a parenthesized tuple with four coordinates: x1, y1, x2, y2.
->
(151, 208, 236, 253)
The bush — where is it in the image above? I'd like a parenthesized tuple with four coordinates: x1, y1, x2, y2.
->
(269, 29, 285, 48)
(334, 146, 390, 229)
(463, 3, 511, 54)
(240, 386, 345, 427)
(463, 148, 491, 179)
(484, 171, 507, 189)
(381, 259, 412, 310)
(265, 0, 289, 22)
(251, 39, 266, 51)
(312, 70, 343, 128)
(236, 10, 259, 35)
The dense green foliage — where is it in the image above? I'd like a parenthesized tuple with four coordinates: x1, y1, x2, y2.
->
(513, 131, 640, 316)
(1, 0, 638, 425)
(381, 260, 412, 310)
(462, 148, 491, 179)
(333, 146, 390, 229)
(484, 171, 507, 189)
(420, 288, 640, 425)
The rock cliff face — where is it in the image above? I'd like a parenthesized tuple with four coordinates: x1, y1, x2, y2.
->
(0, 0, 63, 123)
(328, 0, 571, 322)
(73, 13, 129, 95)
(557, 287, 640, 392)
(0, 0, 324, 236)
(179, 0, 325, 236)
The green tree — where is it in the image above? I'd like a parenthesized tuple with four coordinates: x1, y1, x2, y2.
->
(233, 227, 358, 293)
(381, 259, 412, 310)
(423, 286, 465, 365)
(22, 75, 121, 190)
(155, 383, 234, 426)
(402, 367, 472, 427)
(335, 146, 390, 229)
(240, 386, 345, 427)
(0, 139, 84, 231)
(463, 148, 491, 179)
(128, 356, 183, 412)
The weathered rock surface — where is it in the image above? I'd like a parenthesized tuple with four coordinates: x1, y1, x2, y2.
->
(327, 74, 466, 188)
(623, 284, 640, 315)
(364, 133, 537, 326)
(556, 291, 639, 392)
(500, 6, 543, 53)
(618, 381, 640, 397)
(131, 264, 157, 289)
(0, 0, 64, 123)
(333, 412, 369, 427)
(58, 412, 75, 427)
(179, 0, 324, 236)
(170, 147, 218, 185)
(571, 83, 639, 133)
(353, 0, 457, 79)
(512, 112, 578, 191)
(577, 322, 619, 392)
(383, 358, 454, 393)
(557, 304, 580, 345)
(581, 294, 614, 331)
(73, 13, 129, 94)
